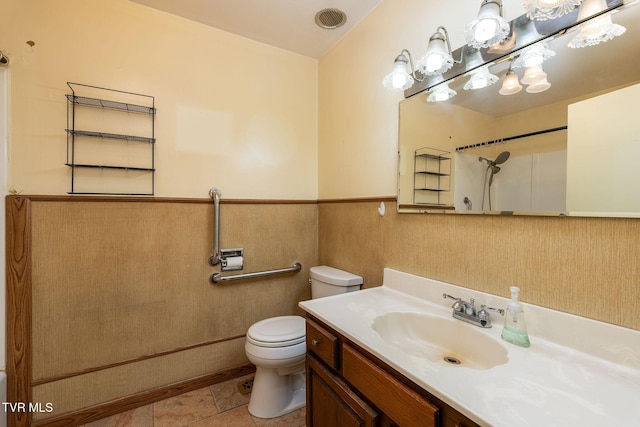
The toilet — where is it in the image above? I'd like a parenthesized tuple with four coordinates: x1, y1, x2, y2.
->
(244, 265, 363, 418)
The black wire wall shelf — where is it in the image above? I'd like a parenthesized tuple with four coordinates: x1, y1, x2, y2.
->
(65, 163, 156, 172)
(65, 94, 156, 115)
(65, 129, 156, 144)
(66, 82, 156, 196)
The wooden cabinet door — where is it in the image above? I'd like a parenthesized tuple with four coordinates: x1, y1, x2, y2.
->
(342, 343, 440, 427)
(307, 354, 378, 427)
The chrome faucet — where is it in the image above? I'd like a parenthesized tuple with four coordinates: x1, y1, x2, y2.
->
(443, 293, 504, 328)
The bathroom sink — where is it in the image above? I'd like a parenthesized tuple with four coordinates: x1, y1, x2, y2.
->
(372, 312, 508, 370)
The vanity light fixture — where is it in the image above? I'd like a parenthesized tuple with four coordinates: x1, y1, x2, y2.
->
(499, 64, 522, 95)
(427, 81, 457, 102)
(523, 0, 582, 21)
(382, 50, 418, 91)
(417, 27, 457, 76)
(568, 0, 626, 48)
(464, 65, 499, 90)
(465, 0, 511, 48)
(511, 42, 556, 68)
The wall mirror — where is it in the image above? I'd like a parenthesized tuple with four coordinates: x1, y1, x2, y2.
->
(397, 1, 640, 217)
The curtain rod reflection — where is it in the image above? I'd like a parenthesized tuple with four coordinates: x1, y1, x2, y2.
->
(455, 125, 567, 151)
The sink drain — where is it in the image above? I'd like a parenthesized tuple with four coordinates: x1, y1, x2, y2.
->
(443, 356, 461, 365)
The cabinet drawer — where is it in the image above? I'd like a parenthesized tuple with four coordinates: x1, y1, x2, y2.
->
(307, 354, 378, 427)
(306, 319, 338, 369)
(342, 343, 440, 427)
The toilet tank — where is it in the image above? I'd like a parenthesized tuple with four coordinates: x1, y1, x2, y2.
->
(310, 266, 363, 299)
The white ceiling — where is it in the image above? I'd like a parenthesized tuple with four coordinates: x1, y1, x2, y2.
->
(129, 0, 384, 58)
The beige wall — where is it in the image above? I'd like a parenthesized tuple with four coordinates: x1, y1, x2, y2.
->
(567, 83, 640, 214)
(1, 0, 318, 199)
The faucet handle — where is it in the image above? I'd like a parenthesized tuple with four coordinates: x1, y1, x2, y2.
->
(443, 293, 460, 301)
(479, 305, 505, 316)
(476, 305, 504, 327)
(443, 293, 464, 312)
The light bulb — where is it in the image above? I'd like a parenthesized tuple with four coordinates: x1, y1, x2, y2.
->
(512, 42, 555, 69)
(391, 73, 409, 89)
(434, 91, 450, 102)
(427, 82, 457, 102)
(425, 54, 444, 73)
(464, 65, 498, 91)
(475, 19, 498, 43)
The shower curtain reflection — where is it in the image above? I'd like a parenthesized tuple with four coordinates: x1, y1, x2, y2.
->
(456, 150, 567, 213)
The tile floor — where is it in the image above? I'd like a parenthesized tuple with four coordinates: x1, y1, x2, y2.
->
(82, 375, 306, 427)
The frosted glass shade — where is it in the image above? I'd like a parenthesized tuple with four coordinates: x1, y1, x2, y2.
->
(417, 35, 454, 76)
(521, 65, 547, 85)
(523, 0, 582, 21)
(526, 78, 551, 93)
(499, 71, 523, 95)
(464, 65, 499, 90)
(427, 82, 457, 102)
(512, 42, 555, 68)
(465, 0, 510, 48)
(568, 0, 626, 48)
(382, 56, 414, 91)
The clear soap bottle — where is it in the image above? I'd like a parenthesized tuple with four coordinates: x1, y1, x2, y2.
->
(501, 286, 530, 347)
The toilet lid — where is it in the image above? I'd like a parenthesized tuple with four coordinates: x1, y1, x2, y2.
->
(247, 315, 305, 348)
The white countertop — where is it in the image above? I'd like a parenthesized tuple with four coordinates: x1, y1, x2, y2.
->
(299, 268, 640, 427)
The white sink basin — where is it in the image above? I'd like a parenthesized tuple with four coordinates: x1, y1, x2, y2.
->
(372, 312, 508, 370)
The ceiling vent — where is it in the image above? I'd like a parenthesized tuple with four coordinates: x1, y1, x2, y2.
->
(315, 8, 347, 29)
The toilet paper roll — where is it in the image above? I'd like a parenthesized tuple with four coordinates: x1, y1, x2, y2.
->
(225, 256, 244, 268)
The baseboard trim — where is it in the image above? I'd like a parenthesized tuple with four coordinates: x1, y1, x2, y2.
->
(31, 363, 256, 427)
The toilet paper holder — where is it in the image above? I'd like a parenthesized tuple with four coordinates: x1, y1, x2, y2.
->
(221, 248, 244, 271)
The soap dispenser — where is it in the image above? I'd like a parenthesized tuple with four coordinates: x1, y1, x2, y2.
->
(501, 286, 530, 347)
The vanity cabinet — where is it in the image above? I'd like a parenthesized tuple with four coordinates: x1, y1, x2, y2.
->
(305, 316, 480, 427)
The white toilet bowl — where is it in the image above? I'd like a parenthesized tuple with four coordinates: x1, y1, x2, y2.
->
(244, 266, 363, 418)
(244, 315, 306, 418)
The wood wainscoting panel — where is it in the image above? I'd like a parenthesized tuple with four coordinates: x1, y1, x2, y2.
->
(6, 196, 317, 426)
(31, 338, 247, 422)
(6, 196, 34, 427)
(31, 363, 255, 427)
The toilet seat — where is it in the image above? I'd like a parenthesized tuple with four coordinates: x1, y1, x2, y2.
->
(246, 315, 305, 348)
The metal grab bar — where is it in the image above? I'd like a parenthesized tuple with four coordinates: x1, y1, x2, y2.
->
(209, 188, 222, 266)
(210, 262, 302, 284)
